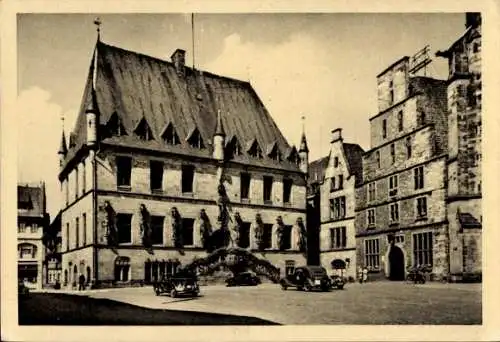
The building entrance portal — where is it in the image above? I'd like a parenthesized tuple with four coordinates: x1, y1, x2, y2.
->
(388, 245, 405, 281)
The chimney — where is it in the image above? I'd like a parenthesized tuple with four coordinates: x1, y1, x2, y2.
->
(331, 128, 343, 143)
(171, 49, 186, 76)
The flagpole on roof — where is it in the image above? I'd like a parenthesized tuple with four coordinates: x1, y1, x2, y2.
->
(192, 13, 196, 70)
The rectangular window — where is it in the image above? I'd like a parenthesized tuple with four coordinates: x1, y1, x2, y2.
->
(338, 175, 344, 189)
(82, 161, 86, 194)
(151, 216, 164, 245)
(182, 218, 195, 246)
(238, 222, 251, 248)
(339, 196, 346, 218)
(181, 165, 195, 193)
(75, 217, 79, 248)
(66, 223, 70, 251)
(150, 160, 164, 192)
(390, 202, 399, 223)
(413, 232, 433, 266)
(334, 157, 339, 167)
(395, 235, 405, 244)
(116, 213, 132, 244)
(263, 176, 273, 203)
(283, 178, 292, 204)
(364, 238, 380, 269)
(330, 177, 336, 192)
(240, 173, 251, 200)
(262, 224, 273, 249)
(416, 197, 428, 219)
(330, 227, 347, 249)
(414, 166, 424, 190)
(368, 182, 376, 202)
(330, 197, 346, 220)
(82, 213, 87, 246)
(19, 223, 26, 233)
(389, 175, 398, 196)
(382, 119, 387, 139)
(367, 209, 376, 226)
(116, 156, 132, 188)
(376, 151, 381, 168)
(406, 137, 412, 159)
(30, 223, 38, 233)
(65, 179, 69, 205)
(75, 168, 79, 200)
(398, 111, 403, 131)
(282, 225, 292, 250)
(329, 199, 335, 219)
(390, 143, 395, 164)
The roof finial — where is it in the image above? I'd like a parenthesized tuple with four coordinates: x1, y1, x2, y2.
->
(299, 115, 309, 153)
(94, 17, 102, 41)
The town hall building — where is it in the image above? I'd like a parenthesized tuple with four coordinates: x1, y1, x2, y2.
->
(58, 29, 309, 288)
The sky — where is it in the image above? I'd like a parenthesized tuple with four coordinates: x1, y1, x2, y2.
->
(17, 13, 466, 219)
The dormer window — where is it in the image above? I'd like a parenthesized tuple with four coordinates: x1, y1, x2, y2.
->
(107, 112, 127, 137)
(161, 123, 180, 145)
(248, 139, 263, 159)
(286, 147, 299, 165)
(268, 143, 282, 162)
(134, 118, 153, 141)
(187, 127, 205, 149)
(226, 136, 242, 159)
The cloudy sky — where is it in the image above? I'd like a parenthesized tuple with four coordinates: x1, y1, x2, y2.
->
(17, 13, 466, 218)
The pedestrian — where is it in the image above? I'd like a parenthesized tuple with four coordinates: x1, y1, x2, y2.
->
(358, 266, 363, 284)
(362, 267, 368, 283)
(78, 274, 85, 291)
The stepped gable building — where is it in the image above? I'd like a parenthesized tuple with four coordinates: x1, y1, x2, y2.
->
(18, 183, 50, 289)
(308, 129, 364, 280)
(355, 54, 449, 281)
(58, 33, 309, 288)
(436, 12, 482, 280)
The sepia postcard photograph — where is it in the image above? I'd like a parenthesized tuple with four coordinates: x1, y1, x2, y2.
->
(1, 1, 499, 341)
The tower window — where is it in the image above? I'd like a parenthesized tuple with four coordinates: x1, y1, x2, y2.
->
(334, 157, 339, 167)
(181, 165, 195, 193)
(414, 166, 424, 190)
(376, 151, 381, 168)
(390, 143, 396, 164)
(116, 156, 132, 189)
(406, 137, 412, 159)
(382, 119, 387, 139)
(398, 111, 404, 131)
(389, 80, 394, 105)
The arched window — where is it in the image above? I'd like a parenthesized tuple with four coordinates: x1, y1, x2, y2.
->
(114, 256, 131, 282)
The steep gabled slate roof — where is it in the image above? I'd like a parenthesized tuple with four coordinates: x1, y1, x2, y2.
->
(343, 143, 365, 186)
(63, 41, 300, 173)
(18, 184, 46, 218)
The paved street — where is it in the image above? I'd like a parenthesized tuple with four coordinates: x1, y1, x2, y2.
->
(50, 281, 481, 325)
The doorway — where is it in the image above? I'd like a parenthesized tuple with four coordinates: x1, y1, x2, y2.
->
(388, 245, 405, 281)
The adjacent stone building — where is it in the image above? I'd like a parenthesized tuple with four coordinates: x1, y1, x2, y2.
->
(309, 129, 364, 280)
(18, 183, 50, 289)
(355, 56, 449, 281)
(436, 13, 482, 281)
(58, 34, 309, 288)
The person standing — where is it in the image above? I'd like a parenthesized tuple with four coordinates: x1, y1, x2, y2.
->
(78, 274, 85, 291)
(362, 267, 368, 283)
(358, 266, 363, 284)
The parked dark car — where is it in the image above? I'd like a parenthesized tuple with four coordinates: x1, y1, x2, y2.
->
(152, 271, 200, 298)
(225, 272, 261, 287)
(18, 281, 30, 298)
(329, 275, 345, 289)
(280, 266, 332, 292)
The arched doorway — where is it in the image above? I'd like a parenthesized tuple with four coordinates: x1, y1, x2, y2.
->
(388, 245, 405, 281)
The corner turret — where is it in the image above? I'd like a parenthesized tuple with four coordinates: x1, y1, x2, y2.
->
(213, 110, 226, 161)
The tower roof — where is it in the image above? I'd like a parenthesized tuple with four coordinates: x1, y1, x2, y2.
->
(214, 110, 225, 136)
(58, 131, 68, 155)
(299, 132, 309, 153)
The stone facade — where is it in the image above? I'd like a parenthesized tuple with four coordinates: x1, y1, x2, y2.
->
(355, 55, 449, 280)
(437, 12, 482, 281)
(18, 183, 49, 290)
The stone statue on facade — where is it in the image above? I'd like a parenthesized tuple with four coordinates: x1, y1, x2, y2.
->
(103, 201, 118, 246)
(171, 207, 183, 249)
(215, 166, 232, 248)
(230, 212, 243, 248)
(139, 203, 152, 248)
(199, 209, 212, 250)
(254, 213, 265, 251)
(275, 216, 287, 251)
(296, 217, 307, 253)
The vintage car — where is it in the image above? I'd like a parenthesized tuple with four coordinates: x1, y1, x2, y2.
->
(152, 271, 200, 298)
(225, 271, 261, 287)
(280, 266, 334, 292)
